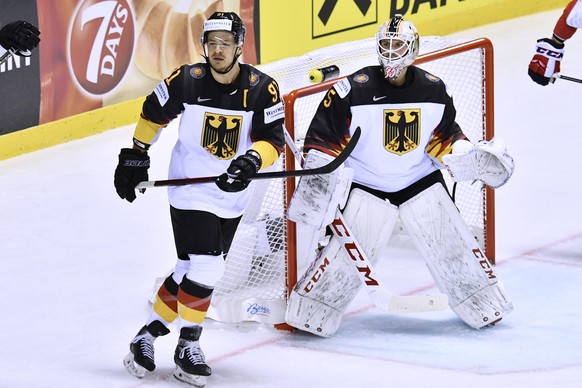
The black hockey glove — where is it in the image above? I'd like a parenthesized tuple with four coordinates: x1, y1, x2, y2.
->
(114, 148, 150, 203)
(0, 20, 41, 53)
(216, 150, 261, 192)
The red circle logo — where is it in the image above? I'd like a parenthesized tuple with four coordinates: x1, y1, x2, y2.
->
(68, 0, 134, 96)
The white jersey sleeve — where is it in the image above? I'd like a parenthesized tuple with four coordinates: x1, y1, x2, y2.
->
(566, 0, 582, 29)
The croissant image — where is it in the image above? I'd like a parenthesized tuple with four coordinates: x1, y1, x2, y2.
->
(132, 0, 224, 80)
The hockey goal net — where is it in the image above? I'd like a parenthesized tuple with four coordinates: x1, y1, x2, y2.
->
(206, 36, 494, 325)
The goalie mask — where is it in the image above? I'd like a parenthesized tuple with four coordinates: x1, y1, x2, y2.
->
(376, 15, 420, 80)
(201, 12, 246, 74)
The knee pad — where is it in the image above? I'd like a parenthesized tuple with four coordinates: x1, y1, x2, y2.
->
(172, 258, 190, 284)
(186, 254, 225, 287)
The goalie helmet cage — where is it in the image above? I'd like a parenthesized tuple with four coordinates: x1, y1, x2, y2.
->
(206, 37, 494, 327)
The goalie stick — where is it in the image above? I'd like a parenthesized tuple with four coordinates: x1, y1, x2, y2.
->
(329, 211, 448, 312)
(135, 126, 361, 190)
(284, 127, 448, 313)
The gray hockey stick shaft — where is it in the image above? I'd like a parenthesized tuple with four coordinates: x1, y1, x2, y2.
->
(0, 49, 15, 65)
(553, 74, 582, 84)
(136, 126, 361, 190)
(0, 48, 31, 65)
(283, 126, 448, 313)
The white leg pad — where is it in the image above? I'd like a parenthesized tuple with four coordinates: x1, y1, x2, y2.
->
(399, 183, 513, 329)
(453, 281, 512, 328)
(285, 189, 399, 336)
(287, 150, 354, 230)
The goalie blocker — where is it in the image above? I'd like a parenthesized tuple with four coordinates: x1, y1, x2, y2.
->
(287, 182, 513, 336)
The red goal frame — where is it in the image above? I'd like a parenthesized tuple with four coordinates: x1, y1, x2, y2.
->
(281, 38, 496, 297)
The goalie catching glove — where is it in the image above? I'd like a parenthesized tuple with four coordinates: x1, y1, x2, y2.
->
(442, 138, 514, 189)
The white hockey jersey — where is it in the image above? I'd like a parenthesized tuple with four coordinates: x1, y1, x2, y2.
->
(137, 63, 285, 218)
(304, 65, 468, 193)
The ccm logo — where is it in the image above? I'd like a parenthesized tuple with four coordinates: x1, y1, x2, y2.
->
(536, 47, 563, 59)
(302, 217, 380, 293)
(69, 0, 135, 95)
(303, 257, 330, 293)
(472, 248, 496, 280)
(331, 218, 379, 286)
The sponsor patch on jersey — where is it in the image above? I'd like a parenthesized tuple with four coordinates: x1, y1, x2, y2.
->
(334, 78, 351, 98)
(383, 109, 421, 155)
(201, 113, 242, 160)
(264, 102, 284, 124)
(190, 66, 206, 79)
(154, 81, 169, 107)
(425, 73, 440, 82)
(353, 73, 369, 83)
(249, 72, 260, 86)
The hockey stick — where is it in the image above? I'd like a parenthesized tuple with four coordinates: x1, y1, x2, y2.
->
(0, 48, 31, 65)
(283, 127, 448, 313)
(135, 126, 361, 190)
(552, 73, 582, 84)
(0, 49, 15, 65)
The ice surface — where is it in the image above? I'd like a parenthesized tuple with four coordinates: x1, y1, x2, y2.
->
(1, 8, 582, 388)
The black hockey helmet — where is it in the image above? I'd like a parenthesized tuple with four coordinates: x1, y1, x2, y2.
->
(201, 12, 246, 46)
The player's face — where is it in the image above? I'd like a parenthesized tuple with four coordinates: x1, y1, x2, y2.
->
(206, 31, 239, 72)
(379, 38, 408, 60)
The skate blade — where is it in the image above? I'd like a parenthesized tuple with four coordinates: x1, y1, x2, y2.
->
(123, 352, 147, 378)
(174, 366, 207, 387)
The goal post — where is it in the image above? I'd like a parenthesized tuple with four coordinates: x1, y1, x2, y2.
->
(206, 37, 496, 326)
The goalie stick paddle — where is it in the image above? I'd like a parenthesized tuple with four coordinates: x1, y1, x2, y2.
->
(282, 126, 448, 313)
(135, 126, 361, 190)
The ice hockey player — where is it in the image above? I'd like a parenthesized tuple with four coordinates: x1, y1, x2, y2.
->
(0, 20, 41, 63)
(114, 11, 284, 387)
(528, 0, 582, 85)
(285, 15, 515, 337)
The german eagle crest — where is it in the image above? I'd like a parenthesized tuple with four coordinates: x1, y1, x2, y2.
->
(201, 113, 242, 160)
(384, 109, 420, 155)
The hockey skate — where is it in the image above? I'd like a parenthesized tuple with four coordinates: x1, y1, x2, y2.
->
(123, 320, 170, 378)
(174, 326, 212, 387)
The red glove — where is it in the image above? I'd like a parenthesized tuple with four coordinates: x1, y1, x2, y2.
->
(528, 38, 565, 86)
